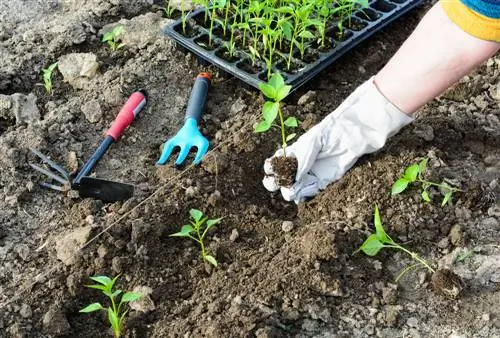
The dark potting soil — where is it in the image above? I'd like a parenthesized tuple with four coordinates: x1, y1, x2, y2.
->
(271, 155, 298, 188)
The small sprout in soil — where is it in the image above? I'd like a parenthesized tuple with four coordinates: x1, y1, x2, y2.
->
(357, 205, 435, 283)
(170, 208, 222, 267)
(391, 158, 463, 206)
(254, 72, 297, 156)
(357, 205, 465, 299)
(453, 250, 474, 264)
(42, 62, 58, 94)
(102, 25, 125, 51)
(79, 275, 141, 338)
(164, 0, 176, 18)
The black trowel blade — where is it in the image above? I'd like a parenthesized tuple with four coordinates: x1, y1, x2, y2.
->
(76, 176, 134, 202)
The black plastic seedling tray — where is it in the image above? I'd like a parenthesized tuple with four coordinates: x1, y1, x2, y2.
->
(163, 0, 424, 92)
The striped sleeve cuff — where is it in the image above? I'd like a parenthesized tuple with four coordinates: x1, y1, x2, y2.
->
(441, 0, 500, 42)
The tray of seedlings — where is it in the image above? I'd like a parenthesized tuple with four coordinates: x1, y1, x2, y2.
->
(163, 0, 424, 91)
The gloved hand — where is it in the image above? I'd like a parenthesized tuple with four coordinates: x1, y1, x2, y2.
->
(263, 76, 414, 203)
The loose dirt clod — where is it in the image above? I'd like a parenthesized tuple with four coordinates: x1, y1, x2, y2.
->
(431, 269, 465, 299)
(271, 156, 297, 187)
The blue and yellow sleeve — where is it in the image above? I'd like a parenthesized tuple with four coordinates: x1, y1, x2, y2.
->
(441, 0, 500, 42)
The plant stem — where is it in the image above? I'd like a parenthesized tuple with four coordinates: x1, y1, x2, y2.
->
(384, 244, 435, 273)
(278, 106, 287, 156)
(418, 179, 463, 192)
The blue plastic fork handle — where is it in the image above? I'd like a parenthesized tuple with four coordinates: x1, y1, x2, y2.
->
(185, 73, 211, 122)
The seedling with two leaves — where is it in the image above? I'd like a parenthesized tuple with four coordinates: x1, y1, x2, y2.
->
(102, 25, 125, 51)
(79, 275, 141, 338)
(391, 158, 462, 206)
(357, 205, 435, 282)
(254, 72, 298, 156)
(42, 62, 58, 94)
(170, 209, 222, 267)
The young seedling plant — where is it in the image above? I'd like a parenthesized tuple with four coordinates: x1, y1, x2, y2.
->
(102, 25, 125, 51)
(42, 62, 58, 94)
(357, 205, 435, 282)
(170, 209, 222, 267)
(254, 72, 298, 156)
(391, 158, 462, 206)
(79, 275, 141, 338)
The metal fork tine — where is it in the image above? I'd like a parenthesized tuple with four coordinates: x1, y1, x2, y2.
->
(29, 148, 70, 181)
(39, 181, 69, 192)
(28, 163, 69, 186)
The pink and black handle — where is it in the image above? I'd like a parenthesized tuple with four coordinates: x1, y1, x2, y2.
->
(73, 90, 147, 185)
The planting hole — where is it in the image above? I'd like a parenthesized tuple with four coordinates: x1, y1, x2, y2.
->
(371, 0, 396, 12)
(356, 8, 382, 21)
(236, 58, 265, 75)
(194, 35, 220, 51)
(190, 12, 211, 29)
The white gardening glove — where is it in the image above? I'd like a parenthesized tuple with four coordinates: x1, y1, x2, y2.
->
(263, 76, 414, 203)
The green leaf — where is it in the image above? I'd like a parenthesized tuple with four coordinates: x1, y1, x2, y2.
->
(298, 30, 315, 40)
(121, 292, 141, 303)
(262, 101, 279, 124)
(190, 209, 203, 222)
(285, 133, 296, 142)
(205, 218, 222, 233)
(268, 73, 285, 90)
(421, 190, 431, 202)
(108, 307, 120, 337)
(204, 255, 218, 267)
(79, 303, 104, 313)
(112, 289, 122, 298)
(276, 85, 292, 102)
(112, 25, 123, 36)
(403, 164, 419, 182)
(254, 120, 271, 133)
(284, 117, 298, 128)
(90, 276, 112, 286)
(359, 234, 384, 256)
(391, 178, 409, 195)
(418, 158, 428, 175)
(373, 205, 391, 243)
(170, 224, 194, 237)
(259, 83, 276, 100)
(85, 284, 107, 291)
(441, 192, 452, 206)
(280, 21, 293, 40)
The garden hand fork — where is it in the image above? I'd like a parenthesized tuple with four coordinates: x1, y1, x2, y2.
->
(157, 73, 211, 166)
(28, 90, 147, 202)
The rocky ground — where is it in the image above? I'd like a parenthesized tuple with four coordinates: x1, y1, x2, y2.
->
(0, 0, 498, 337)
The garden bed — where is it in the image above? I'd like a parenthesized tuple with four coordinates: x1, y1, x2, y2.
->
(0, 1, 499, 337)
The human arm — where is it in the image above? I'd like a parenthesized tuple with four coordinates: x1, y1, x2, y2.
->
(264, 1, 500, 203)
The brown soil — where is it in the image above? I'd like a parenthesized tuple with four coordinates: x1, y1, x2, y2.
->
(1, 1, 499, 338)
(271, 155, 298, 187)
(431, 269, 465, 300)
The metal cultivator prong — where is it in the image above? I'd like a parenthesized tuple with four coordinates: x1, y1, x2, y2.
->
(28, 148, 72, 192)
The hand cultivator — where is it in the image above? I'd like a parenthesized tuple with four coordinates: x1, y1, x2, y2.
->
(157, 72, 211, 166)
(29, 90, 147, 202)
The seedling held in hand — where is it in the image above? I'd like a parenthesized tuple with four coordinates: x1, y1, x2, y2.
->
(42, 62, 58, 94)
(102, 25, 125, 51)
(170, 209, 222, 267)
(391, 158, 462, 206)
(79, 275, 141, 338)
(254, 72, 298, 156)
(357, 205, 435, 282)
